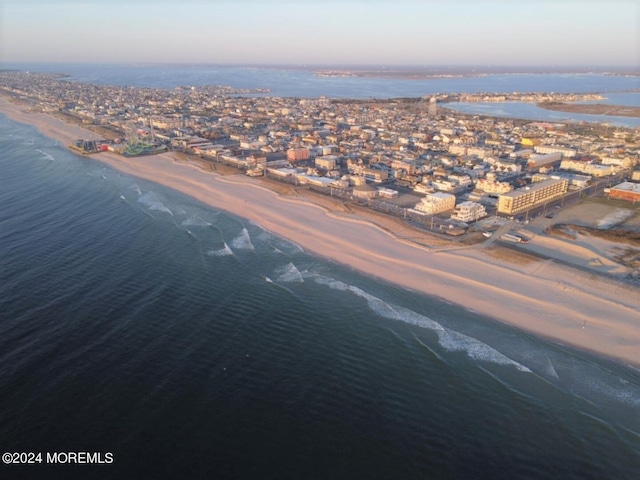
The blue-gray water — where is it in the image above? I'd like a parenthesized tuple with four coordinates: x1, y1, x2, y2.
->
(1, 67, 640, 479)
(6, 62, 639, 127)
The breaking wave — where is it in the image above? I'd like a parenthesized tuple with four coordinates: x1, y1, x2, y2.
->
(181, 215, 212, 227)
(230, 228, 254, 251)
(312, 275, 531, 372)
(35, 149, 54, 161)
(205, 243, 233, 257)
(275, 263, 304, 283)
(138, 192, 173, 216)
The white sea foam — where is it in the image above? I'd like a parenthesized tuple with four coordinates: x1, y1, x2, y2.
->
(230, 228, 254, 250)
(181, 215, 211, 227)
(205, 244, 233, 257)
(138, 192, 173, 216)
(436, 329, 531, 372)
(313, 275, 531, 372)
(544, 355, 560, 380)
(597, 209, 633, 228)
(573, 376, 640, 408)
(131, 184, 142, 196)
(275, 263, 304, 283)
(35, 149, 54, 161)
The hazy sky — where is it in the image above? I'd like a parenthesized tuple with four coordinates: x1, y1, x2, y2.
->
(1, 0, 638, 66)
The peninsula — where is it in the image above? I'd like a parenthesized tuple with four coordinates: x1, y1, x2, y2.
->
(538, 101, 640, 118)
(1, 72, 639, 368)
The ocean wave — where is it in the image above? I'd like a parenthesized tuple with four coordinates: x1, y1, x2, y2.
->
(205, 243, 233, 257)
(138, 191, 173, 216)
(35, 149, 54, 161)
(230, 228, 254, 251)
(180, 215, 212, 227)
(312, 275, 531, 372)
(275, 263, 304, 283)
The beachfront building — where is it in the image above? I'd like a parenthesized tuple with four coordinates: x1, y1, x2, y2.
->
(413, 192, 456, 215)
(497, 178, 568, 215)
(377, 187, 399, 199)
(352, 183, 379, 199)
(608, 182, 640, 203)
(450, 201, 487, 223)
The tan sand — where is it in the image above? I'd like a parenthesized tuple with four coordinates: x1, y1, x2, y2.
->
(2, 95, 640, 367)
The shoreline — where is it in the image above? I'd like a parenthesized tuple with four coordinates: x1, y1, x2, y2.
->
(2, 95, 640, 368)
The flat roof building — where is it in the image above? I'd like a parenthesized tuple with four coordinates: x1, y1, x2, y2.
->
(413, 192, 456, 215)
(498, 178, 568, 215)
(609, 182, 640, 203)
(451, 201, 487, 223)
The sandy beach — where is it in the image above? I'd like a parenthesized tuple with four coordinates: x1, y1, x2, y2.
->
(2, 95, 640, 367)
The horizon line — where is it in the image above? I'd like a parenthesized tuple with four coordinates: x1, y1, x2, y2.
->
(1, 61, 638, 70)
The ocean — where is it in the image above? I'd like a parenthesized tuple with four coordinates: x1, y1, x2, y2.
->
(1, 66, 640, 479)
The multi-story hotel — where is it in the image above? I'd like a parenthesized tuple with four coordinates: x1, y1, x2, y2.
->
(497, 178, 568, 215)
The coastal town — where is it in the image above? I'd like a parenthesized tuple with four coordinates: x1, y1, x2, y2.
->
(1, 70, 639, 255)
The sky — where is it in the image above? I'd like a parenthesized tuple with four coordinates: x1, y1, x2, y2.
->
(0, 0, 638, 67)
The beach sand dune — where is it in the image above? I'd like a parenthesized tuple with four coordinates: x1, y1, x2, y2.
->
(2, 95, 639, 367)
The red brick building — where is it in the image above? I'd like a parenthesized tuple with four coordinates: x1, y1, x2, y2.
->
(609, 182, 640, 203)
(287, 148, 310, 163)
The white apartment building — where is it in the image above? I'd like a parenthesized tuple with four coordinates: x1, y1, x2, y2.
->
(467, 146, 490, 159)
(560, 159, 617, 177)
(448, 174, 473, 189)
(315, 157, 337, 170)
(490, 160, 522, 175)
(498, 178, 568, 215)
(527, 152, 562, 169)
(534, 145, 577, 158)
(448, 145, 467, 156)
(363, 168, 389, 183)
(600, 156, 637, 169)
(451, 201, 487, 223)
(475, 172, 513, 194)
(413, 192, 456, 215)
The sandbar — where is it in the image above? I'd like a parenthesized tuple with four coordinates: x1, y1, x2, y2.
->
(2, 95, 640, 367)
(537, 102, 640, 118)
